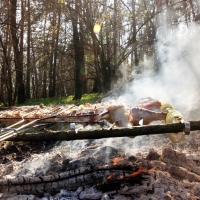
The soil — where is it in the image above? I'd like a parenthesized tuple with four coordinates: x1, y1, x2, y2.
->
(0, 141, 56, 164)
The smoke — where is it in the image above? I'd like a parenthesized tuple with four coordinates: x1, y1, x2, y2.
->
(8, 23, 200, 180)
(12, 154, 51, 177)
(119, 22, 200, 120)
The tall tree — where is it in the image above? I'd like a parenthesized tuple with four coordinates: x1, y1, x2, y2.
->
(10, 0, 26, 104)
(0, 0, 13, 106)
(71, 0, 85, 100)
(132, 0, 139, 68)
(26, 0, 31, 100)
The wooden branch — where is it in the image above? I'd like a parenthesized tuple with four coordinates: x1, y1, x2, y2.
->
(4, 121, 200, 142)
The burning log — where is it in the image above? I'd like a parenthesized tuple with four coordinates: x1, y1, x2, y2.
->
(2, 146, 200, 199)
(0, 163, 148, 195)
(3, 120, 200, 141)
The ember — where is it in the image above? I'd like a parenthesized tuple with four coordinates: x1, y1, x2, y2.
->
(127, 166, 149, 178)
(1, 134, 200, 200)
(112, 157, 125, 165)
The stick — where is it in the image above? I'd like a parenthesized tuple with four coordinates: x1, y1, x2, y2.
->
(4, 120, 200, 142)
(0, 105, 76, 141)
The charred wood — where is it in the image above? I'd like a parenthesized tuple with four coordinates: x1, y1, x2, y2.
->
(0, 165, 146, 195)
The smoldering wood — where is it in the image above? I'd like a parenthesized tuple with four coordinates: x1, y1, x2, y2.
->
(1, 147, 200, 197)
(0, 168, 140, 195)
(4, 120, 200, 141)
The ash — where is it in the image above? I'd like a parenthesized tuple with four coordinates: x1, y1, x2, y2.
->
(1, 128, 200, 200)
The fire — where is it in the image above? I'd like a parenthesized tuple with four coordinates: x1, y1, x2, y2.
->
(126, 165, 156, 180)
(107, 174, 113, 179)
(106, 165, 156, 182)
(112, 157, 125, 165)
(118, 175, 124, 179)
(107, 174, 124, 180)
(129, 166, 148, 177)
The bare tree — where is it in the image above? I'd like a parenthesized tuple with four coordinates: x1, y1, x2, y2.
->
(71, 0, 85, 100)
(26, 0, 31, 100)
(10, 0, 26, 104)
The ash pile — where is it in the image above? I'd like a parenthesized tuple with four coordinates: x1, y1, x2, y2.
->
(1, 129, 200, 200)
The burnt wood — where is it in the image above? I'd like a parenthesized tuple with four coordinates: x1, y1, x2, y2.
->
(0, 166, 142, 195)
(4, 120, 200, 141)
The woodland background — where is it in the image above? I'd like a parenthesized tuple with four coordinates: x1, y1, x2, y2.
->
(0, 0, 199, 106)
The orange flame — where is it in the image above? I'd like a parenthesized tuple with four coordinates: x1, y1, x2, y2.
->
(130, 166, 147, 177)
(118, 175, 124, 179)
(107, 174, 113, 179)
(107, 174, 124, 180)
(112, 157, 125, 165)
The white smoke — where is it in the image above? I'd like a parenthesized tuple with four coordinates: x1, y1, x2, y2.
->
(8, 22, 200, 180)
(119, 22, 200, 120)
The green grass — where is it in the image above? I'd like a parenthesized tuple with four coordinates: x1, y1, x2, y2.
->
(21, 93, 103, 106)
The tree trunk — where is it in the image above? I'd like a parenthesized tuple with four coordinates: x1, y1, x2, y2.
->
(26, 0, 31, 100)
(113, 0, 118, 82)
(53, 4, 61, 97)
(49, 13, 56, 98)
(10, 0, 26, 105)
(72, 0, 85, 100)
(0, 35, 12, 106)
(132, 0, 139, 69)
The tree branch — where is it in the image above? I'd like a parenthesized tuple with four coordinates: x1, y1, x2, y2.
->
(5, 120, 199, 141)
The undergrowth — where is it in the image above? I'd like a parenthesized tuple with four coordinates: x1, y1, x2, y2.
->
(21, 93, 103, 106)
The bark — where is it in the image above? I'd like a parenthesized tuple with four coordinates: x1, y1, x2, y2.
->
(4, 121, 199, 142)
(113, 0, 118, 81)
(48, 12, 56, 98)
(0, 166, 138, 195)
(42, 14, 48, 98)
(132, 0, 139, 68)
(0, 35, 12, 106)
(10, 0, 26, 105)
(72, 0, 85, 100)
(53, 4, 61, 97)
(0, 1, 15, 106)
(26, 0, 31, 100)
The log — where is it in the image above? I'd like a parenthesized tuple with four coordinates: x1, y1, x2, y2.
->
(4, 120, 200, 141)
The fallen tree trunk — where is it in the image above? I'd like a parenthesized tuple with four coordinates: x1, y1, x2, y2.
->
(4, 120, 200, 141)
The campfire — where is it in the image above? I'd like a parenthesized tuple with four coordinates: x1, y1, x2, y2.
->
(1, 137, 200, 199)
(1, 98, 200, 199)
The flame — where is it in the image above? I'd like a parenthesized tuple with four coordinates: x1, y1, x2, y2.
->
(107, 174, 124, 180)
(112, 157, 125, 165)
(125, 166, 156, 180)
(130, 166, 147, 177)
(107, 174, 113, 179)
(107, 166, 155, 181)
(118, 175, 124, 179)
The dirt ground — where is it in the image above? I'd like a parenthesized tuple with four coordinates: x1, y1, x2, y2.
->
(0, 141, 56, 165)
